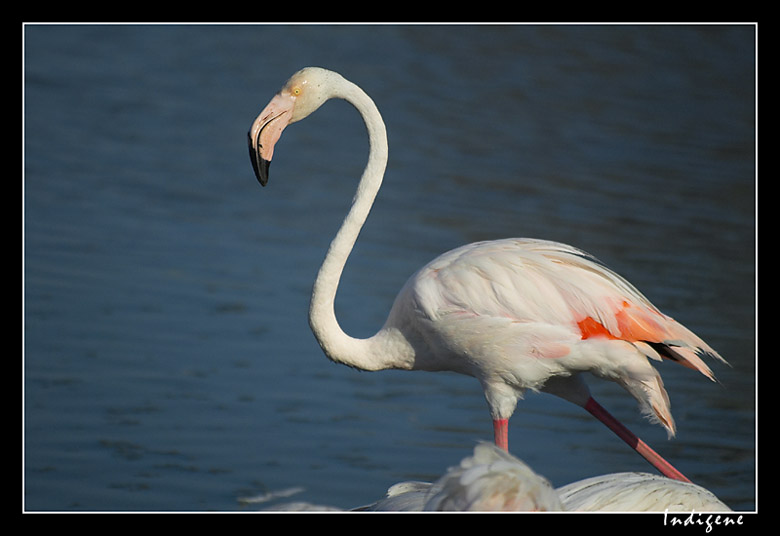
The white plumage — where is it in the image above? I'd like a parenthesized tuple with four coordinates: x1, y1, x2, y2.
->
(557, 471, 731, 512)
(387, 237, 722, 437)
(363, 443, 730, 512)
(259, 444, 731, 512)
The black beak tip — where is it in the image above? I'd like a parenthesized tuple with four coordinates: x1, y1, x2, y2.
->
(256, 159, 270, 187)
(248, 131, 270, 187)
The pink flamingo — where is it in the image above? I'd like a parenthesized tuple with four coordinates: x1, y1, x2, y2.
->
(247, 67, 727, 483)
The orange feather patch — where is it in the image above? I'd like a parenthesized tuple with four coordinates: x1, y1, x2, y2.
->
(578, 302, 666, 343)
(577, 317, 619, 340)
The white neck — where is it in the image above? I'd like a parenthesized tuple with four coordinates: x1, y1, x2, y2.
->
(308, 78, 415, 371)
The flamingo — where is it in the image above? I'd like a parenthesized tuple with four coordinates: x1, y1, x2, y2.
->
(363, 443, 731, 512)
(247, 67, 727, 483)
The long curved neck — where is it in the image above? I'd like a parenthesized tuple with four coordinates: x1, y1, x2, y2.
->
(308, 79, 413, 371)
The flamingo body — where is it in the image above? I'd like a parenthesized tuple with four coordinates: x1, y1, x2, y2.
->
(385, 237, 723, 438)
(247, 67, 726, 482)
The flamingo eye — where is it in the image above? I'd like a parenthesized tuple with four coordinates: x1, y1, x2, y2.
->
(291, 86, 302, 97)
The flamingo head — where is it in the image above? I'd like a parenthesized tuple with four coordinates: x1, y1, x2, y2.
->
(248, 67, 341, 186)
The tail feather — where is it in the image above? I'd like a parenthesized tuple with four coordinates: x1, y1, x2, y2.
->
(649, 343, 717, 381)
(588, 300, 727, 383)
(648, 312, 728, 382)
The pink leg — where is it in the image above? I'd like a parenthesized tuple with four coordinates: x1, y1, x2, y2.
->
(493, 418, 509, 451)
(584, 397, 691, 483)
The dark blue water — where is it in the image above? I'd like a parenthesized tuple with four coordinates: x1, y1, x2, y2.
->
(24, 24, 755, 511)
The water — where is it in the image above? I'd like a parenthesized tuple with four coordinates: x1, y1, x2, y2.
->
(23, 24, 755, 512)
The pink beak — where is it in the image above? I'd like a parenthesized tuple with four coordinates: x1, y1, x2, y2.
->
(248, 93, 295, 186)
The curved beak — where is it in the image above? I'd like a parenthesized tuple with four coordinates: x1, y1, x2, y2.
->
(247, 93, 295, 186)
